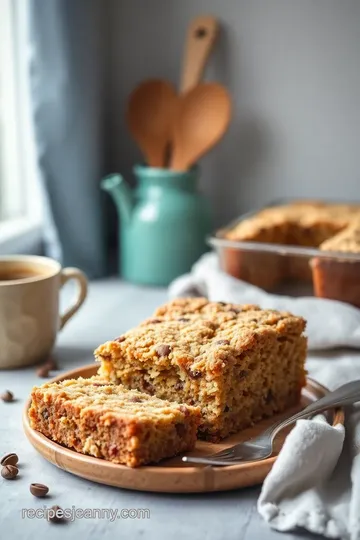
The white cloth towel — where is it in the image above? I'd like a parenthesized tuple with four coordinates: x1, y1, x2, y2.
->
(169, 252, 360, 540)
(169, 252, 360, 350)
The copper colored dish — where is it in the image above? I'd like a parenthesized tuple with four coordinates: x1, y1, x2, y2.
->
(210, 198, 360, 306)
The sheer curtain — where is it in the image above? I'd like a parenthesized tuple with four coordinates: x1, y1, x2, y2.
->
(27, 0, 107, 278)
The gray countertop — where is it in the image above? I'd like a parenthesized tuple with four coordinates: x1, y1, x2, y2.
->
(0, 279, 315, 540)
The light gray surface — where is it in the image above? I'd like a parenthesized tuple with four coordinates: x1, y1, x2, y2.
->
(0, 279, 315, 540)
(107, 0, 360, 227)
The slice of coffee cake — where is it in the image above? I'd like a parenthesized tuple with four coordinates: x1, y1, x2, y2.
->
(29, 377, 200, 467)
(96, 298, 307, 441)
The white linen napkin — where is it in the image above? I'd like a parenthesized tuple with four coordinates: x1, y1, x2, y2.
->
(169, 252, 360, 540)
(169, 252, 360, 350)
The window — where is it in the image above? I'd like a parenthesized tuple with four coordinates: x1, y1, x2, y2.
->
(0, 0, 42, 253)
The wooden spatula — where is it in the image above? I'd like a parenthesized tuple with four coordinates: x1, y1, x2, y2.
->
(180, 15, 219, 94)
(170, 82, 231, 172)
(126, 79, 178, 167)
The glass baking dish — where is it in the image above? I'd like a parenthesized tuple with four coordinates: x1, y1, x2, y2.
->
(208, 199, 360, 306)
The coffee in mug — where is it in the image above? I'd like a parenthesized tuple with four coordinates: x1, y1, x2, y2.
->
(0, 255, 88, 369)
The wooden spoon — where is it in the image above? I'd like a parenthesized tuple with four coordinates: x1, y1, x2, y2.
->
(180, 15, 219, 94)
(170, 83, 231, 172)
(126, 79, 178, 167)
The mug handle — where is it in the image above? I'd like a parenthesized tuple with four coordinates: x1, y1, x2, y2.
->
(59, 267, 88, 330)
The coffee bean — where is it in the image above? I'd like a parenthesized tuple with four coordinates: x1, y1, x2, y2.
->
(48, 505, 65, 523)
(1, 453, 18, 466)
(114, 336, 125, 343)
(44, 356, 59, 371)
(128, 396, 142, 403)
(0, 390, 14, 402)
(1, 465, 18, 479)
(216, 339, 230, 346)
(41, 409, 49, 420)
(36, 357, 58, 378)
(30, 483, 49, 498)
(46, 357, 58, 370)
(155, 344, 171, 357)
(36, 364, 50, 378)
(188, 369, 202, 380)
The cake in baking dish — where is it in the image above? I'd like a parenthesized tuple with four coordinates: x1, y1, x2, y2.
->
(221, 201, 360, 304)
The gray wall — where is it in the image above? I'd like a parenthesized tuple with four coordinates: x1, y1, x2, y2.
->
(107, 0, 360, 227)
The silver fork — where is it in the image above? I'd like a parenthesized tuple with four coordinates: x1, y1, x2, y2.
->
(182, 380, 360, 467)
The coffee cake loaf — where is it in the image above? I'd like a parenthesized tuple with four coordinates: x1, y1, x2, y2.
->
(96, 298, 307, 441)
(29, 377, 201, 467)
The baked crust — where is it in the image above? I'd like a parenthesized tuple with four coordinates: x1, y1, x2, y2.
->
(225, 201, 360, 250)
(319, 220, 360, 253)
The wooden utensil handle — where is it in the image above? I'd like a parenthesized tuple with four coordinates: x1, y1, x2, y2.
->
(180, 15, 219, 94)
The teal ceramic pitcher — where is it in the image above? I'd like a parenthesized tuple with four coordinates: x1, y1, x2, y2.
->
(101, 165, 212, 285)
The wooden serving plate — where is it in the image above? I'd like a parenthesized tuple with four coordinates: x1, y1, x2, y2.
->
(23, 364, 344, 493)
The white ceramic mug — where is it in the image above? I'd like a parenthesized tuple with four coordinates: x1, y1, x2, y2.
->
(0, 255, 88, 369)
